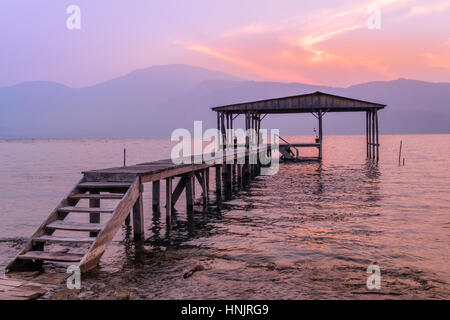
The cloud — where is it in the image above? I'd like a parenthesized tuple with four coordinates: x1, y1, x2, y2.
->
(408, 0, 450, 17)
(181, 0, 449, 85)
(185, 44, 316, 84)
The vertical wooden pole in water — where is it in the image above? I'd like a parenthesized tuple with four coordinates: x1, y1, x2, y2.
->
(152, 180, 160, 212)
(237, 163, 243, 190)
(215, 165, 222, 203)
(318, 110, 323, 160)
(217, 112, 221, 150)
(221, 112, 226, 149)
(225, 114, 232, 200)
(375, 109, 379, 161)
(185, 173, 194, 213)
(201, 169, 208, 206)
(398, 140, 402, 165)
(165, 177, 172, 223)
(250, 113, 255, 177)
(256, 114, 261, 175)
(89, 191, 100, 237)
(132, 181, 144, 241)
(368, 111, 372, 159)
(243, 112, 249, 184)
(366, 111, 369, 158)
(233, 135, 238, 188)
(371, 110, 376, 159)
(205, 167, 210, 200)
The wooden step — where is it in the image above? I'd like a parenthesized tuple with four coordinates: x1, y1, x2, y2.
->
(77, 182, 131, 189)
(17, 251, 84, 262)
(33, 235, 96, 244)
(69, 193, 124, 200)
(58, 206, 114, 213)
(46, 221, 105, 232)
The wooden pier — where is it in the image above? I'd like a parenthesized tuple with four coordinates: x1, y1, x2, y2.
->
(5, 147, 271, 276)
(4, 91, 385, 296)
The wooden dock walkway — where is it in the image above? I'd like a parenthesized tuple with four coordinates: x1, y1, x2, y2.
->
(0, 272, 67, 300)
(5, 146, 272, 276)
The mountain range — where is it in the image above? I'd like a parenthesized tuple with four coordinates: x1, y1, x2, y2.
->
(1, 64, 449, 138)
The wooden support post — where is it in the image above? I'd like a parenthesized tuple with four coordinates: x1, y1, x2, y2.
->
(171, 177, 185, 207)
(217, 112, 221, 150)
(132, 183, 144, 241)
(318, 110, 323, 160)
(215, 165, 222, 202)
(238, 164, 243, 189)
(366, 111, 369, 158)
(233, 136, 237, 186)
(225, 164, 232, 200)
(205, 167, 210, 199)
(165, 177, 172, 222)
(152, 180, 160, 212)
(185, 173, 194, 212)
(221, 112, 226, 149)
(368, 111, 372, 159)
(245, 112, 250, 150)
(371, 110, 376, 159)
(202, 169, 208, 205)
(89, 191, 100, 237)
(195, 170, 208, 206)
(375, 110, 379, 161)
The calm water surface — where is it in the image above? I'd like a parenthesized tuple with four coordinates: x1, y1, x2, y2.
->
(0, 135, 449, 299)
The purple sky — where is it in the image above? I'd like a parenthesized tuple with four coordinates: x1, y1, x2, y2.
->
(1, 0, 449, 87)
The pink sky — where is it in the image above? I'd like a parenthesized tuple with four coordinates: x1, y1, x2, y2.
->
(1, 0, 449, 87)
(182, 0, 450, 86)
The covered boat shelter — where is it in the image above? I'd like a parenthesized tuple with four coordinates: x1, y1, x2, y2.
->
(212, 91, 386, 161)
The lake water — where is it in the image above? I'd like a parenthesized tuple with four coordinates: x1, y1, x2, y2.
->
(0, 135, 449, 299)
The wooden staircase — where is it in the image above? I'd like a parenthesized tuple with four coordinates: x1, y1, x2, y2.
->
(6, 177, 142, 273)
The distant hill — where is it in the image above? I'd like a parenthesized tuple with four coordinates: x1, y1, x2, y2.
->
(0, 64, 449, 138)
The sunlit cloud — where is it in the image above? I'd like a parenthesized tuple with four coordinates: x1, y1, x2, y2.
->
(221, 24, 282, 38)
(185, 44, 317, 84)
(181, 0, 450, 86)
(408, 0, 450, 17)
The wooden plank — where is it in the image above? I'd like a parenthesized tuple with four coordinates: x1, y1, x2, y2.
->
(33, 235, 96, 244)
(0, 288, 43, 299)
(46, 221, 105, 232)
(78, 182, 131, 189)
(69, 193, 124, 200)
(0, 278, 23, 287)
(58, 206, 114, 213)
(17, 251, 84, 262)
(78, 178, 140, 273)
